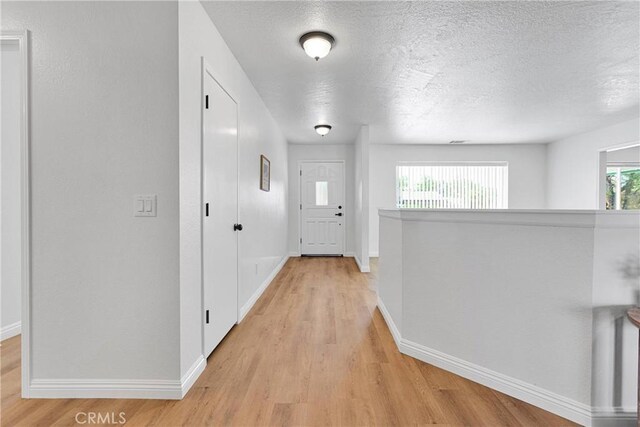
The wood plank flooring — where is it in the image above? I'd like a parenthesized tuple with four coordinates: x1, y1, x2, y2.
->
(1, 257, 576, 426)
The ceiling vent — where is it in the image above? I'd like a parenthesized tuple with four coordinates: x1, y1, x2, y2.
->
(449, 140, 466, 144)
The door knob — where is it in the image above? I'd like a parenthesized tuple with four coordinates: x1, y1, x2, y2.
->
(234, 223, 243, 231)
(335, 213, 343, 216)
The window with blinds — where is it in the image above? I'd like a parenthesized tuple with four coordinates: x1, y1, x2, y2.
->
(396, 162, 508, 209)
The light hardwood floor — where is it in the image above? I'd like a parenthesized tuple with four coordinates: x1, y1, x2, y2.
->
(1, 257, 576, 426)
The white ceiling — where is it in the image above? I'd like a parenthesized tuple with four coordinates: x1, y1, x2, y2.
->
(201, 1, 639, 145)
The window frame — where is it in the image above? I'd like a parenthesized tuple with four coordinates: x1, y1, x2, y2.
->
(605, 162, 640, 210)
(395, 161, 509, 210)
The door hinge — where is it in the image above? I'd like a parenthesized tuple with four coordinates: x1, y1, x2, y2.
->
(299, 170, 302, 176)
(205, 203, 209, 217)
(300, 238, 302, 244)
(299, 204, 302, 210)
(205, 309, 210, 324)
(205, 95, 209, 109)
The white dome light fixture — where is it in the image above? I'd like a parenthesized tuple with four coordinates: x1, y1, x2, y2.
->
(314, 124, 332, 136)
(300, 31, 335, 61)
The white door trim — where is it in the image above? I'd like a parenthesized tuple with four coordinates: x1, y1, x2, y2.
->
(1, 30, 31, 398)
(200, 57, 239, 359)
(297, 160, 346, 256)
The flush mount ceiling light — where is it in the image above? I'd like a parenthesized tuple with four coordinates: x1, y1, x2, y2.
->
(299, 31, 335, 61)
(314, 124, 332, 136)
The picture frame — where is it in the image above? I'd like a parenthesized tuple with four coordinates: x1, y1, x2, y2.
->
(260, 155, 270, 192)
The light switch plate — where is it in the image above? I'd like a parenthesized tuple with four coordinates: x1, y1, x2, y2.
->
(134, 195, 157, 217)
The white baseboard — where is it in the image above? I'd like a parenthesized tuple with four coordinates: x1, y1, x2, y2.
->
(180, 355, 206, 398)
(1, 321, 21, 341)
(354, 255, 370, 273)
(376, 295, 629, 427)
(591, 409, 637, 427)
(29, 355, 206, 399)
(288, 251, 300, 257)
(369, 251, 379, 258)
(399, 339, 592, 426)
(239, 255, 289, 322)
(30, 378, 184, 399)
(376, 296, 400, 347)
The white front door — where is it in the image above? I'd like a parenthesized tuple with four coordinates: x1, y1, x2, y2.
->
(300, 162, 345, 255)
(202, 67, 238, 357)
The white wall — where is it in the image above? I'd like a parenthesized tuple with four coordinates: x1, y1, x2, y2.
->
(1, 39, 22, 339)
(591, 213, 640, 415)
(377, 209, 640, 425)
(287, 144, 354, 255)
(369, 144, 548, 255)
(2, 1, 181, 382)
(547, 118, 640, 209)
(353, 126, 370, 272)
(607, 145, 640, 164)
(179, 1, 289, 377)
(2, 0, 290, 393)
(377, 215, 402, 333)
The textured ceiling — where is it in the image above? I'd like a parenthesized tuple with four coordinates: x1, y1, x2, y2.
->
(201, 1, 639, 144)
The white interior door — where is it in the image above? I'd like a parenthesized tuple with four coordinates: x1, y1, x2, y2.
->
(203, 67, 238, 357)
(300, 162, 345, 255)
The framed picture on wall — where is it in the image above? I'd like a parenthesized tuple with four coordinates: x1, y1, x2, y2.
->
(260, 155, 270, 192)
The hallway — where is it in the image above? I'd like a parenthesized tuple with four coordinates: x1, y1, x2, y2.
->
(1, 257, 575, 426)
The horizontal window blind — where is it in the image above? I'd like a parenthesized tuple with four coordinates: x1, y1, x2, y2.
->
(396, 163, 508, 209)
